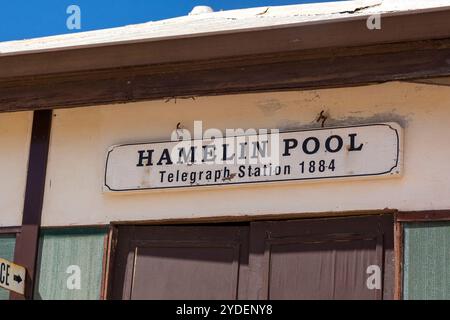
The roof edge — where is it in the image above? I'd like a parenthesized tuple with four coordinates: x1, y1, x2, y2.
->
(1, 1, 450, 56)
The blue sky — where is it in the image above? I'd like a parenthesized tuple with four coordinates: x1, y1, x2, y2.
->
(0, 0, 339, 42)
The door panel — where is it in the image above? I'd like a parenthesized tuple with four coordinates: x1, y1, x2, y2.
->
(109, 215, 394, 300)
(248, 215, 394, 300)
(110, 225, 249, 300)
(267, 237, 380, 299)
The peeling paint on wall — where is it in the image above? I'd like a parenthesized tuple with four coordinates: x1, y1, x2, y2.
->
(257, 99, 285, 116)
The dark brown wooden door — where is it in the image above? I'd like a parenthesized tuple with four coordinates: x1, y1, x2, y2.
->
(109, 225, 249, 300)
(248, 215, 394, 299)
(109, 215, 393, 300)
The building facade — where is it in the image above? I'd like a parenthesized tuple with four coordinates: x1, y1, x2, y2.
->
(0, 1, 449, 299)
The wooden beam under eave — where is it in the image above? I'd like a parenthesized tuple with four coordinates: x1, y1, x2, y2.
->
(0, 38, 449, 113)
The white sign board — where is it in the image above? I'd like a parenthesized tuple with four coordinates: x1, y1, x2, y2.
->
(0, 257, 26, 295)
(105, 123, 402, 192)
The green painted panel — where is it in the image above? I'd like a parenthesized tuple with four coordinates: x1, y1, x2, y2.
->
(34, 228, 107, 300)
(403, 222, 450, 300)
(0, 234, 16, 300)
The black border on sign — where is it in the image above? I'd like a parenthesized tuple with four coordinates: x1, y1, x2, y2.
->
(104, 123, 401, 192)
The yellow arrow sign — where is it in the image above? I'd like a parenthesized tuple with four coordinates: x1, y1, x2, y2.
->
(0, 258, 25, 295)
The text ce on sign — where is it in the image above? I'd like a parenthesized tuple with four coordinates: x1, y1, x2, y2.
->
(104, 123, 403, 192)
(0, 257, 26, 295)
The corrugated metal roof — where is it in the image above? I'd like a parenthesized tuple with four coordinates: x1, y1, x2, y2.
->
(0, 0, 449, 55)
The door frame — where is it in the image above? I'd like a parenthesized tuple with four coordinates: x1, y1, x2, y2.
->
(104, 212, 397, 300)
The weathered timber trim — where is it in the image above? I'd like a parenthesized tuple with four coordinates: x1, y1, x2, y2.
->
(396, 210, 450, 222)
(0, 39, 449, 112)
(0, 227, 21, 234)
(0, 7, 450, 112)
(1, 8, 450, 78)
(10, 110, 52, 300)
(394, 215, 403, 300)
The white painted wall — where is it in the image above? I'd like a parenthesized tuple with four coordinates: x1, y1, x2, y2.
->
(0, 112, 32, 227)
(41, 81, 450, 226)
